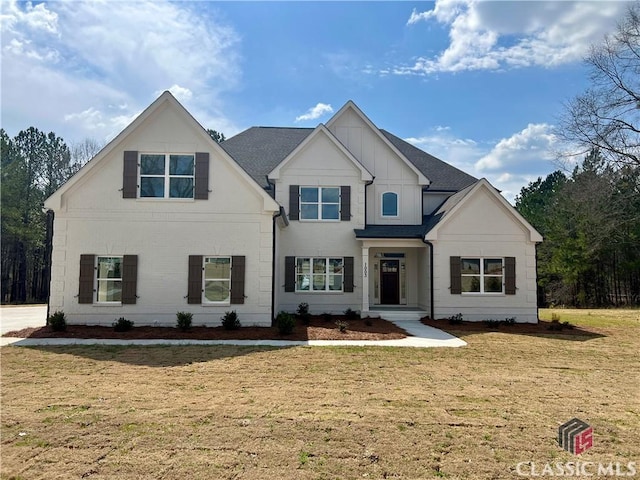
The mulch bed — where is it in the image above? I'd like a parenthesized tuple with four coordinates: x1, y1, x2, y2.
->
(421, 318, 603, 336)
(3, 316, 407, 341)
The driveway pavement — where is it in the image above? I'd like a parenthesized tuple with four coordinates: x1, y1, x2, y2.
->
(0, 305, 466, 348)
(0, 305, 47, 335)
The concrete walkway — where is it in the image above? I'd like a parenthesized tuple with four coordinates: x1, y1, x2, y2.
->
(0, 305, 466, 348)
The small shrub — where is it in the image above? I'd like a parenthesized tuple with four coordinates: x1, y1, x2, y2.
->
(448, 313, 464, 325)
(551, 312, 561, 322)
(335, 320, 349, 333)
(503, 317, 516, 326)
(344, 308, 359, 320)
(562, 321, 575, 330)
(364, 318, 373, 327)
(548, 319, 563, 331)
(276, 311, 296, 335)
(297, 302, 311, 325)
(321, 312, 333, 323)
(113, 317, 134, 332)
(48, 310, 67, 332)
(176, 311, 193, 331)
(221, 310, 241, 330)
(483, 319, 501, 328)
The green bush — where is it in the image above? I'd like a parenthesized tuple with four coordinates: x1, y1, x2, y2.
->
(48, 310, 67, 332)
(448, 313, 464, 325)
(176, 311, 193, 331)
(297, 302, 311, 325)
(344, 308, 359, 320)
(276, 311, 295, 335)
(221, 311, 241, 330)
(113, 317, 134, 332)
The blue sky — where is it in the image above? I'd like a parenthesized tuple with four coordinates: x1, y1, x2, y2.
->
(1, 1, 632, 201)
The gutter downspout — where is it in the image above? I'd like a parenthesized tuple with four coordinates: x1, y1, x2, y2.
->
(268, 177, 287, 326)
(422, 238, 435, 320)
(44, 209, 54, 323)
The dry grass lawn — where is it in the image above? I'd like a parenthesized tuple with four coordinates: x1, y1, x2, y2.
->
(1, 309, 638, 479)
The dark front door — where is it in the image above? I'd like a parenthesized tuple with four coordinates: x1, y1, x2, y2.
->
(380, 260, 400, 304)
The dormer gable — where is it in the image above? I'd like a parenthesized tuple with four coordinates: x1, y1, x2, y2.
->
(326, 101, 430, 186)
(267, 124, 373, 182)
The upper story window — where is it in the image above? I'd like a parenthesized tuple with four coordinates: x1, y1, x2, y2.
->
(382, 191, 398, 217)
(300, 187, 340, 220)
(139, 153, 194, 198)
(461, 258, 504, 294)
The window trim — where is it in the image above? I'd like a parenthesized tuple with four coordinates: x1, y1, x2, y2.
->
(138, 153, 195, 199)
(460, 257, 505, 295)
(202, 256, 232, 305)
(381, 191, 399, 218)
(295, 257, 344, 292)
(299, 186, 341, 222)
(95, 255, 124, 304)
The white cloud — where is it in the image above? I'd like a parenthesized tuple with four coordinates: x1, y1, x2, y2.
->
(475, 123, 557, 173)
(406, 123, 560, 203)
(1, 0, 242, 142)
(295, 103, 334, 123)
(398, 0, 629, 75)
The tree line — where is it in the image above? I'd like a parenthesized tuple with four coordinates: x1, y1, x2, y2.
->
(1, 128, 97, 303)
(516, 151, 639, 307)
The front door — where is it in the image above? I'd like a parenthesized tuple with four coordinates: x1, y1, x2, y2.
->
(380, 260, 400, 304)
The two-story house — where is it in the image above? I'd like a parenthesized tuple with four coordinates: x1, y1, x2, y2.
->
(44, 92, 542, 326)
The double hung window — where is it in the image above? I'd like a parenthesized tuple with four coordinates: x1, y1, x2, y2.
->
(96, 256, 123, 303)
(460, 258, 504, 294)
(140, 154, 195, 198)
(203, 257, 232, 304)
(296, 257, 344, 292)
(300, 187, 340, 220)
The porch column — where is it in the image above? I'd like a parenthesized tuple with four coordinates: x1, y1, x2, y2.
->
(361, 245, 369, 314)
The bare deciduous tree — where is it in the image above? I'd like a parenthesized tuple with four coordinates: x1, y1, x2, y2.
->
(558, 4, 640, 168)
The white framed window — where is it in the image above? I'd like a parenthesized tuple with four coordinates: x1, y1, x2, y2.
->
(96, 256, 123, 303)
(296, 257, 343, 292)
(381, 191, 399, 217)
(203, 257, 232, 304)
(139, 153, 194, 198)
(300, 187, 340, 220)
(461, 258, 504, 294)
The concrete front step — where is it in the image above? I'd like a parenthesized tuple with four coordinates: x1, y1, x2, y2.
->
(366, 310, 428, 322)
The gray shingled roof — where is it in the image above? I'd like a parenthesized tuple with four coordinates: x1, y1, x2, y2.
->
(380, 130, 477, 192)
(220, 125, 477, 193)
(219, 127, 312, 190)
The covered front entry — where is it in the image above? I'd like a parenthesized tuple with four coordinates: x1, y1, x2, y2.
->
(358, 239, 431, 315)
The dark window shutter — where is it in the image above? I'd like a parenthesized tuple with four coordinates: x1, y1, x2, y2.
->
(340, 186, 351, 221)
(289, 185, 299, 221)
(505, 257, 516, 295)
(284, 256, 296, 292)
(188, 255, 203, 304)
(230, 256, 246, 304)
(121, 255, 138, 304)
(450, 256, 462, 294)
(194, 152, 209, 200)
(78, 254, 95, 304)
(343, 256, 354, 292)
(123, 151, 138, 199)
